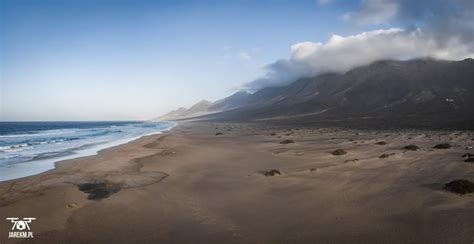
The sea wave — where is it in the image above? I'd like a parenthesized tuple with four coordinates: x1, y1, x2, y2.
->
(0, 121, 176, 181)
(0, 137, 82, 152)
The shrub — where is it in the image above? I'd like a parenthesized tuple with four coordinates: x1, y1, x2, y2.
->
(264, 169, 281, 176)
(433, 143, 452, 149)
(402, 145, 419, 151)
(379, 153, 395, 158)
(445, 179, 474, 195)
(332, 149, 347, 155)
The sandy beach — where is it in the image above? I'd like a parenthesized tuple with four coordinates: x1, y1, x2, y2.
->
(1, 122, 473, 243)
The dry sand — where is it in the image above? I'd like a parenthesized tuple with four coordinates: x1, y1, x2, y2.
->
(1, 122, 473, 243)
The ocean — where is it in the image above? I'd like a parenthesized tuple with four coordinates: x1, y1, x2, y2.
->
(0, 121, 175, 181)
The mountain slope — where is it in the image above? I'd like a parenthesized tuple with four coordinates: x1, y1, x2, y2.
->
(208, 91, 251, 112)
(157, 107, 188, 120)
(204, 58, 474, 129)
(157, 100, 212, 120)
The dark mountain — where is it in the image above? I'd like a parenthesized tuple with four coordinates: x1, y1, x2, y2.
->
(202, 58, 474, 129)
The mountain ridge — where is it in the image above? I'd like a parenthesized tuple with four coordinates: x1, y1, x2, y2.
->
(158, 58, 474, 129)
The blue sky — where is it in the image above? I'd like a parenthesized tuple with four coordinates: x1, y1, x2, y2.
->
(1, 0, 472, 121)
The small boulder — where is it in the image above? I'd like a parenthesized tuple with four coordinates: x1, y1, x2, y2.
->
(445, 179, 474, 195)
(375, 141, 387, 145)
(264, 169, 281, 176)
(215, 132, 223, 136)
(280, 139, 294, 144)
(332, 149, 347, 156)
(433, 143, 452, 149)
(67, 202, 78, 208)
(402, 145, 420, 151)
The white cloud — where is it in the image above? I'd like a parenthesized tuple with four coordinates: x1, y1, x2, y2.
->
(342, 0, 398, 25)
(245, 28, 474, 90)
(238, 51, 252, 61)
(243, 0, 474, 90)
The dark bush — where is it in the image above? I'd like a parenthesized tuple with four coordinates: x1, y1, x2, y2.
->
(402, 145, 419, 151)
(433, 143, 452, 149)
(462, 153, 474, 158)
(332, 149, 347, 155)
(445, 179, 474, 195)
(379, 153, 396, 158)
(344, 159, 359, 163)
(264, 169, 281, 176)
(78, 182, 120, 200)
(465, 158, 474, 163)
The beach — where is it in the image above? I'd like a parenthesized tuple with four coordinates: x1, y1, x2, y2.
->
(1, 121, 473, 243)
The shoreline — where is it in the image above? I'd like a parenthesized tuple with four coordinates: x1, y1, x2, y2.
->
(1, 121, 473, 243)
(0, 133, 164, 185)
(0, 123, 176, 182)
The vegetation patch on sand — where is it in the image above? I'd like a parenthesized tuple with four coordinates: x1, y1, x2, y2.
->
(462, 153, 474, 160)
(78, 182, 121, 200)
(332, 149, 347, 156)
(433, 143, 452, 149)
(465, 158, 474, 163)
(379, 153, 396, 158)
(263, 169, 281, 176)
(445, 179, 474, 195)
(344, 159, 359, 163)
(402, 145, 420, 151)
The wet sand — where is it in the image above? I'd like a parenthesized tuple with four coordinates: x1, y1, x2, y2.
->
(1, 122, 473, 243)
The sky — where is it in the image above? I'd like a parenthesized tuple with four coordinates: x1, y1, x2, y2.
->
(1, 0, 473, 121)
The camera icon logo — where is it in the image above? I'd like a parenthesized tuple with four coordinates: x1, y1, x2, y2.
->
(6, 217, 36, 238)
(6, 217, 35, 231)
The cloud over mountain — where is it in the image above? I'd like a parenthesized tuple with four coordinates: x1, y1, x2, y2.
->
(245, 0, 474, 90)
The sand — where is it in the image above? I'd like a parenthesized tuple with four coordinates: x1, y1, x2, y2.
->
(1, 122, 474, 243)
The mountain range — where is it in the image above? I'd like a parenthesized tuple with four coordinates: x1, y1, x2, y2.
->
(158, 58, 474, 129)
